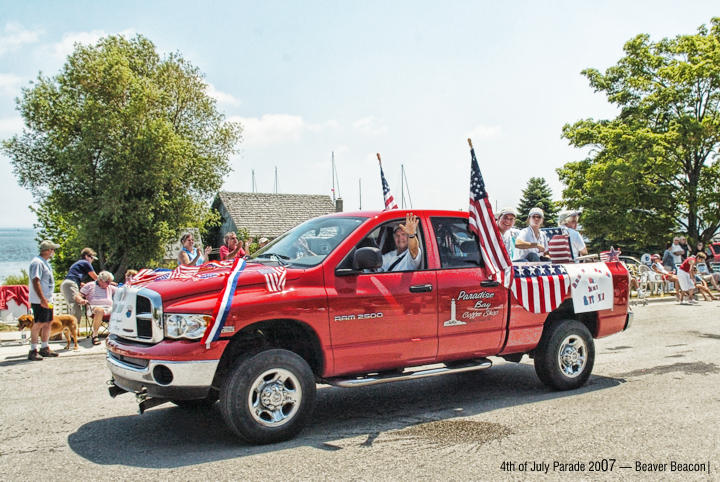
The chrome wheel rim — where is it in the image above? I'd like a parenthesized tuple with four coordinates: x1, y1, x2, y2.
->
(557, 334, 587, 378)
(248, 368, 302, 427)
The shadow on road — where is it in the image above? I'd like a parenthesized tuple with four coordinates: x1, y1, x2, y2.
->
(68, 362, 624, 468)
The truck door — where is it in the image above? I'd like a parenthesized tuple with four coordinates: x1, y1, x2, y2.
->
(431, 217, 506, 358)
(327, 217, 438, 374)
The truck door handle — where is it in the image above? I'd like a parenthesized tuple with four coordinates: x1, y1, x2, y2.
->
(480, 280, 500, 287)
(409, 284, 433, 293)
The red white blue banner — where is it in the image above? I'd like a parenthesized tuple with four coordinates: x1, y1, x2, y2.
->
(511, 264, 570, 313)
(202, 257, 247, 348)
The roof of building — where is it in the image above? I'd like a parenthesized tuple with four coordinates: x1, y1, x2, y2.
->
(216, 191, 337, 237)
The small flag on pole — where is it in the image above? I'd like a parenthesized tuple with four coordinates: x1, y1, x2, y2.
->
(377, 153, 398, 210)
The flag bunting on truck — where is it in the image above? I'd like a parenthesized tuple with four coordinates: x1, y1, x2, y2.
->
(511, 264, 570, 313)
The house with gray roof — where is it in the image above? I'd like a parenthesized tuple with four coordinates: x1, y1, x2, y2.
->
(212, 192, 341, 243)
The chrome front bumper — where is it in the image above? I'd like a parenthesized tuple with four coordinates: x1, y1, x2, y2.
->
(107, 352, 219, 399)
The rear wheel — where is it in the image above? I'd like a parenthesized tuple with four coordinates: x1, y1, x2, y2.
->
(220, 349, 316, 444)
(534, 320, 595, 390)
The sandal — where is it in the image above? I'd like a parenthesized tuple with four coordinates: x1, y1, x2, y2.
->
(92, 336, 100, 345)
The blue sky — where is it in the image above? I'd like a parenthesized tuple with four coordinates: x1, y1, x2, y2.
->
(1, 1, 717, 227)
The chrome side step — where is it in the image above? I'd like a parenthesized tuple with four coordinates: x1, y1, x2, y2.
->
(326, 358, 492, 388)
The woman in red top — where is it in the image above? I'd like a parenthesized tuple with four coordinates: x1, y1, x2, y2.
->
(676, 256, 697, 304)
(219, 232, 246, 261)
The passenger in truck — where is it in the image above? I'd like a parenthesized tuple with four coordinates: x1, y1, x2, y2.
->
(380, 213, 423, 272)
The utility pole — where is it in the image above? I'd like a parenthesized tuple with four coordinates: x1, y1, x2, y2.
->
(274, 166, 278, 194)
(359, 178, 362, 210)
(251, 169, 256, 193)
(400, 164, 405, 209)
(331, 152, 336, 203)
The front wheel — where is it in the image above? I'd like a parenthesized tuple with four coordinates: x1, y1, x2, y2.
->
(534, 320, 595, 390)
(220, 349, 316, 444)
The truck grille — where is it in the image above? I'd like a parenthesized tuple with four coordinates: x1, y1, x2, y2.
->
(110, 287, 163, 343)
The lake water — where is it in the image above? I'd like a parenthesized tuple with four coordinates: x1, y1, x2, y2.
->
(0, 228, 37, 283)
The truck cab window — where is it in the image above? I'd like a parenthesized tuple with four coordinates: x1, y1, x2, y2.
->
(431, 217, 483, 268)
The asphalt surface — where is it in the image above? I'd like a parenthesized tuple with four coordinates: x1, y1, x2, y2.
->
(1, 301, 719, 480)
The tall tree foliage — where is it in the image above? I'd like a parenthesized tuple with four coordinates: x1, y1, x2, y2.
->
(3, 35, 241, 277)
(559, 18, 720, 250)
(515, 177, 558, 228)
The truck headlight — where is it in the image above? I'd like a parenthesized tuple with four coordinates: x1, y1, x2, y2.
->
(163, 314, 212, 340)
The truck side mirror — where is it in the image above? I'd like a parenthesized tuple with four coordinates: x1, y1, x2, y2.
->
(353, 247, 383, 271)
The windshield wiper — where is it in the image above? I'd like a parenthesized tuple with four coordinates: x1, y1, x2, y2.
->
(255, 253, 289, 265)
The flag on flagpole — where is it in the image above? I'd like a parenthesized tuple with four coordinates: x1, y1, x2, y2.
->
(378, 154, 398, 210)
(202, 257, 247, 348)
(467, 142, 513, 287)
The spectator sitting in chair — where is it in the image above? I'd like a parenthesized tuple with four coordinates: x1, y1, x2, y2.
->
(650, 254, 681, 301)
(695, 252, 720, 291)
(75, 270, 117, 345)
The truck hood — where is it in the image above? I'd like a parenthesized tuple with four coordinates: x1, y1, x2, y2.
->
(140, 262, 301, 305)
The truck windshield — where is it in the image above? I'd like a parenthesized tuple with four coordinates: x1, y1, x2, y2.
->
(250, 216, 367, 267)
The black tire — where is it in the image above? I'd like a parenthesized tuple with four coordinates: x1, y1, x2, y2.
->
(534, 320, 595, 390)
(219, 349, 316, 444)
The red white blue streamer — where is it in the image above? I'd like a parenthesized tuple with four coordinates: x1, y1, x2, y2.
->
(202, 257, 247, 348)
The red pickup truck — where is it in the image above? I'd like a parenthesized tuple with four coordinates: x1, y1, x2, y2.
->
(106, 209, 631, 444)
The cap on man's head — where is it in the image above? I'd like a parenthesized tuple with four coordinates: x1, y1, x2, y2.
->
(39, 240, 60, 252)
(528, 207, 544, 218)
(496, 207, 517, 220)
(651, 253, 661, 260)
(259, 237, 269, 244)
(81, 247, 98, 260)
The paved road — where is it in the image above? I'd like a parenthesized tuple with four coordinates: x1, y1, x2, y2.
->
(1, 301, 718, 480)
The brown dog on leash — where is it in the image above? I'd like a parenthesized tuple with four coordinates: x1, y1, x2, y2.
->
(17, 313, 79, 351)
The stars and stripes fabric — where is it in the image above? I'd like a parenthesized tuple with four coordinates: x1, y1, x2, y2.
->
(467, 145, 513, 287)
(379, 163, 398, 210)
(168, 264, 201, 280)
(202, 257, 247, 348)
(511, 264, 570, 313)
(260, 266, 287, 292)
(126, 268, 172, 287)
(544, 227, 572, 264)
(600, 246, 621, 262)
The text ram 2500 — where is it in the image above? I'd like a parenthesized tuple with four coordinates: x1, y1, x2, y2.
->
(106, 209, 631, 444)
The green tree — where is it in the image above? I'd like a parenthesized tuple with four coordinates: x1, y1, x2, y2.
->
(3, 35, 241, 277)
(515, 177, 558, 228)
(559, 18, 720, 250)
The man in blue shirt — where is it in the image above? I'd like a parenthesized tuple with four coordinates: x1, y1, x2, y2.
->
(60, 248, 98, 324)
(28, 240, 60, 361)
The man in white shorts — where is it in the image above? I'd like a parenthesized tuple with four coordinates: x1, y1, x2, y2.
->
(75, 270, 117, 345)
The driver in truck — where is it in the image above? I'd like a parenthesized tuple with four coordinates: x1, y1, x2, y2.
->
(381, 212, 422, 272)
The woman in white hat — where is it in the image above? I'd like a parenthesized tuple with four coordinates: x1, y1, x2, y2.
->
(514, 207, 549, 262)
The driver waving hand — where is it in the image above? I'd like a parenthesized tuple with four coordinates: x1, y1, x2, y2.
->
(380, 213, 422, 272)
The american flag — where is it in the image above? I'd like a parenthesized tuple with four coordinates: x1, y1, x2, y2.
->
(126, 268, 172, 287)
(600, 246, 621, 262)
(511, 264, 570, 313)
(202, 257, 247, 348)
(378, 154, 398, 210)
(168, 264, 201, 280)
(260, 266, 287, 292)
(467, 143, 512, 287)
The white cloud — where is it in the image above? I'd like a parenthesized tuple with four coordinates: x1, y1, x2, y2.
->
(0, 23, 42, 55)
(229, 114, 337, 147)
(352, 116, 387, 135)
(466, 124, 502, 141)
(0, 73, 23, 96)
(0, 116, 24, 136)
(206, 83, 241, 106)
(50, 28, 136, 60)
